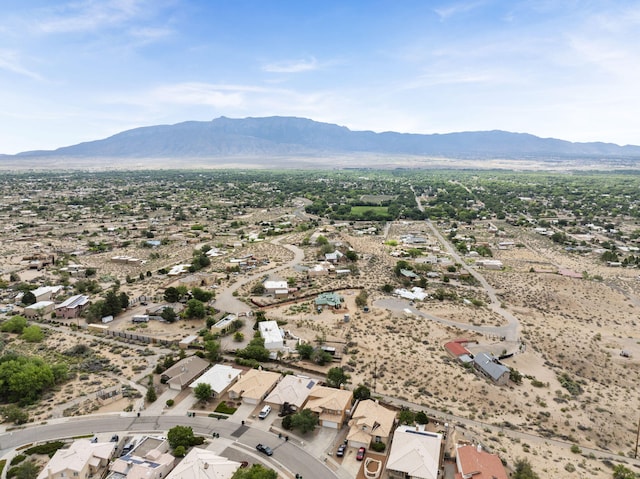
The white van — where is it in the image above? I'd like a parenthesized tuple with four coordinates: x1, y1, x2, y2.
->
(258, 405, 271, 419)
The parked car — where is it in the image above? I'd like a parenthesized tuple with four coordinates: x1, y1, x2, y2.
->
(336, 445, 346, 457)
(256, 444, 273, 456)
(258, 405, 272, 419)
(356, 447, 366, 461)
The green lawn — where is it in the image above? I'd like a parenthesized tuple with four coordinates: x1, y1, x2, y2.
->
(350, 206, 388, 215)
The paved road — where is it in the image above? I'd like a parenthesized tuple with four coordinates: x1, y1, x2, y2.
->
(0, 414, 337, 479)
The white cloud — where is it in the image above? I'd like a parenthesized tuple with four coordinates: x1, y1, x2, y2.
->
(262, 57, 319, 73)
(434, 0, 487, 20)
(0, 50, 42, 81)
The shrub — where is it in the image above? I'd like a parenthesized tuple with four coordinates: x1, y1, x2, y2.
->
(173, 446, 186, 457)
(371, 441, 386, 452)
(24, 441, 65, 457)
(9, 456, 25, 466)
(166, 399, 174, 407)
(282, 415, 293, 430)
(214, 401, 237, 414)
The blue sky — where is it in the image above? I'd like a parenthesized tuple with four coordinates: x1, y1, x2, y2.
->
(1, 0, 640, 154)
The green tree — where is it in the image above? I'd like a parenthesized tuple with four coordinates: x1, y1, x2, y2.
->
(104, 289, 122, 317)
(21, 325, 44, 343)
(296, 343, 314, 360)
(231, 464, 277, 479)
(355, 290, 368, 308)
(191, 287, 213, 302)
(1, 404, 29, 424)
(613, 464, 636, 479)
(311, 348, 333, 365)
(167, 425, 197, 449)
(146, 384, 157, 403)
(161, 307, 178, 323)
(237, 337, 270, 362)
(1, 316, 28, 334)
(21, 291, 36, 306)
(119, 292, 130, 309)
(194, 382, 212, 402)
(398, 408, 415, 425)
(316, 235, 329, 245)
(415, 411, 429, 424)
(164, 287, 180, 303)
(513, 458, 540, 479)
(326, 367, 349, 388)
(353, 384, 371, 401)
(290, 408, 318, 434)
(11, 460, 39, 479)
(204, 339, 221, 362)
(510, 368, 523, 384)
(185, 299, 206, 319)
(251, 283, 266, 295)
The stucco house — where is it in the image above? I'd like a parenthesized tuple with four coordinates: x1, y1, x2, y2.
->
(190, 364, 242, 398)
(55, 294, 90, 319)
(37, 439, 115, 479)
(455, 444, 508, 479)
(386, 425, 442, 479)
(305, 385, 353, 429)
(109, 436, 174, 479)
(23, 300, 55, 319)
(165, 448, 241, 479)
(227, 369, 281, 405)
(264, 375, 317, 410)
(161, 356, 210, 391)
(347, 399, 396, 448)
(258, 320, 284, 350)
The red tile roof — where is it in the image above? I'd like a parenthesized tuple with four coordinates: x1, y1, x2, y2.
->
(456, 445, 508, 479)
(444, 341, 470, 357)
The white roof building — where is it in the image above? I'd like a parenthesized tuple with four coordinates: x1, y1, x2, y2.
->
(258, 320, 284, 350)
(263, 280, 288, 292)
(386, 425, 442, 479)
(165, 448, 240, 479)
(190, 364, 242, 397)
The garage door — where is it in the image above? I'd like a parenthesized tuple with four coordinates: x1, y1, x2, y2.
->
(323, 420, 339, 429)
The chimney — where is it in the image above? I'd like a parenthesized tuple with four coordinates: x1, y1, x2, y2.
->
(203, 463, 209, 469)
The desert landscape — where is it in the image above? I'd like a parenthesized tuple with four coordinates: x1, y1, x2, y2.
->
(1, 170, 640, 478)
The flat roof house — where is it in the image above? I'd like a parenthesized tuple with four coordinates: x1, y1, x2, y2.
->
(386, 425, 443, 479)
(258, 320, 284, 350)
(23, 300, 55, 319)
(190, 364, 242, 398)
(227, 369, 281, 405)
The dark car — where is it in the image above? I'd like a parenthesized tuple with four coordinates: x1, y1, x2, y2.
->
(336, 445, 346, 457)
(256, 444, 273, 456)
(356, 447, 366, 461)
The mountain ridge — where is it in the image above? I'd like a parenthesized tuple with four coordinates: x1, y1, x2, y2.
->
(6, 116, 640, 164)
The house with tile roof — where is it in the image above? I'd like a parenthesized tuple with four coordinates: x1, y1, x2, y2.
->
(227, 369, 281, 405)
(165, 448, 241, 479)
(455, 444, 508, 479)
(347, 399, 397, 448)
(386, 425, 442, 479)
(264, 374, 317, 410)
(161, 355, 210, 391)
(37, 439, 115, 479)
(305, 385, 353, 429)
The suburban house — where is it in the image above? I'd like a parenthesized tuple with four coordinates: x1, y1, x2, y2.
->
(161, 356, 210, 391)
(346, 399, 397, 448)
(473, 352, 510, 385)
(305, 385, 353, 429)
(109, 436, 174, 479)
(165, 448, 241, 479)
(258, 320, 284, 350)
(37, 439, 116, 479)
(315, 292, 344, 311)
(55, 294, 90, 319)
(264, 375, 317, 411)
(386, 425, 443, 479)
(227, 369, 281, 405)
(444, 340, 474, 364)
(324, 250, 344, 263)
(23, 300, 55, 319)
(210, 314, 237, 335)
(400, 269, 420, 281)
(190, 364, 242, 398)
(455, 444, 508, 479)
(307, 262, 334, 277)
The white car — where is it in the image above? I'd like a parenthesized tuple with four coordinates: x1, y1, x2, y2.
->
(258, 405, 272, 419)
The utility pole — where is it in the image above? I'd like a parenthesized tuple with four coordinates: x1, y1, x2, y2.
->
(373, 358, 377, 393)
(635, 415, 640, 459)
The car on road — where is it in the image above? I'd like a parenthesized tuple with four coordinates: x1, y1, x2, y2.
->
(256, 444, 273, 456)
(356, 447, 366, 461)
(336, 444, 346, 457)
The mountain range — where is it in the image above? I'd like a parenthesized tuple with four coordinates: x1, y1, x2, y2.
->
(5, 116, 640, 169)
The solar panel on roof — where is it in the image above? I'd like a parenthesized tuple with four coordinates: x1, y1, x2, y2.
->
(306, 380, 315, 389)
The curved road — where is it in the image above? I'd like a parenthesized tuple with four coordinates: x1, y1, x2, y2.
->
(0, 414, 336, 479)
